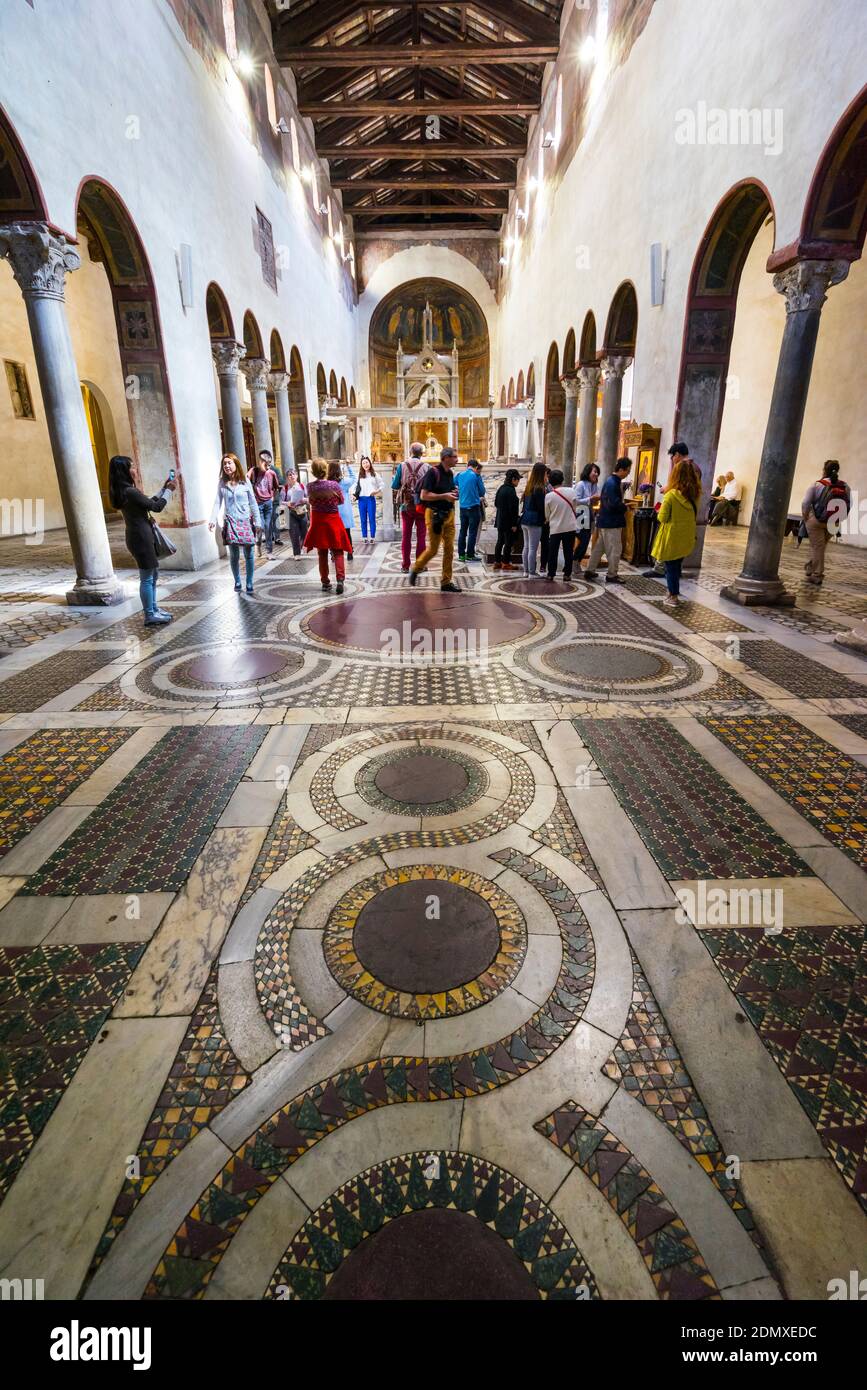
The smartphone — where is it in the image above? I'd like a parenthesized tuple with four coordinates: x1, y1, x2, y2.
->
(168, 470, 176, 481)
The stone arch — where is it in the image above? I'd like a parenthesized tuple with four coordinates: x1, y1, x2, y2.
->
(289, 346, 311, 463)
(673, 180, 774, 502)
(796, 83, 867, 264)
(526, 362, 536, 398)
(579, 311, 597, 364)
(242, 311, 263, 359)
(544, 341, 564, 467)
(499, 385, 506, 408)
(0, 103, 48, 222)
(206, 282, 234, 341)
(350, 386, 357, 408)
(563, 327, 577, 375)
(316, 363, 327, 399)
(75, 177, 184, 520)
(269, 329, 286, 371)
(603, 281, 639, 355)
(516, 369, 525, 401)
(329, 369, 339, 400)
(339, 375, 348, 405)
(508, 377, 515, 405)
(368, 276, 490, 409)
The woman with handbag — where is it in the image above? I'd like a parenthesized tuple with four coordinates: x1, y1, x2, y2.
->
(208, 453, 262, 594)
(108, 455, 177, 627)
(306, 460, 352, 594)
(283, 470, 309, 558)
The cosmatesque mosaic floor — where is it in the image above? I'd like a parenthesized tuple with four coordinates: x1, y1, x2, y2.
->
(0, 519, 865, 1302)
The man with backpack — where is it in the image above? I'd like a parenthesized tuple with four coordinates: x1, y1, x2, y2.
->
(395, 442, 429, 573)
(801, 459, 851, 585)
(409, 446, 460, 592)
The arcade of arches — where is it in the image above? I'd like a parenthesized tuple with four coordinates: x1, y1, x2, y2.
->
(0, 0, 865, 1319)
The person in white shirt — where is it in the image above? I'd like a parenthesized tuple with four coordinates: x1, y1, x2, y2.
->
(710, 472, 742, 525)
(354, 456, 382, 539)
(544, 469, 579, 581)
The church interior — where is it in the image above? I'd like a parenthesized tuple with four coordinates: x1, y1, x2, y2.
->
(0, 0, 866, 1334)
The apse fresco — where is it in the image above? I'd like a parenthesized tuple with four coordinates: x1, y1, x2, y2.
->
(370, 278, 489, 407)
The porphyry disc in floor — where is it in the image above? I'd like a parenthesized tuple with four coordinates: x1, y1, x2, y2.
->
(324, 864, 527, 1019)
(355, 746, 490, 816)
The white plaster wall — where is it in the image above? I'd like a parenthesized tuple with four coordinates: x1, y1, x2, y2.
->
(0, 0, 357, 564)
(496, 0, 867, 518)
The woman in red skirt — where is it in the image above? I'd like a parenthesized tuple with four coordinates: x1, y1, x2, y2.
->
(305, 459, 352, 594)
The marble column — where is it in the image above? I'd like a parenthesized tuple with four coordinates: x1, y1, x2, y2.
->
(575, 365, 601, 480)
(722, 258, 849, 606)
(561, 376, 580, 484)
(269, 371, 295, 478)
(400, 418, 411, 457)
(240, 357, 273, 460)
(0, 222, 123, 606)
(597, 356, 630, 481)
(449, 416, 458, 450)
(211, 340, 247, 464)
(526, 406, 538, 462)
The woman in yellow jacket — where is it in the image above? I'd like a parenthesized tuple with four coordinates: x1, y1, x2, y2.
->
(650, 457, 701, 608)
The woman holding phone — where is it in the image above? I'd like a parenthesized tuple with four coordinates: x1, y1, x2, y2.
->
(108, 455, 177, 627)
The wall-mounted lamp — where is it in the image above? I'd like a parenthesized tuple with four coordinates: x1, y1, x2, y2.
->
(319, 202, 329, 215)
(542, 132, 555, 149)
(275, 117, 290, 135)
(650, 242, 668, 307)
(301, 166, 314, 185)
(516, 207, 526, 221)
(236, 52, 255, 77)
(579, 36, 597, 64)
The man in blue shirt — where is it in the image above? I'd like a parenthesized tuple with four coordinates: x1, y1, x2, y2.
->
(457, 458, 486, 562)
(585, 457, 632, 584)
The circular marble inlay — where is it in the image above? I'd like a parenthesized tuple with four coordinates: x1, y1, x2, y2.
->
(498, 577, 595, 599)
(355, 746, 490, 817)
(324, 865, 527, 1019)
(183, 647, 291, 686)
(355, 879, 500, 994)
(375, 751, 468, 804)
(304, 591, 539, 653)
(322, 1208, 540, 1301)
(546, 642, 672, 683)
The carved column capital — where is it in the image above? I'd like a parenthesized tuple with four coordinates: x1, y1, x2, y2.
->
(0, 221, 80, 301)
(600, 355, 630, 383)
(562, 376, 581, 401)
(211, 340, 246, 377)
(773, 258, 850, 314)
(268, 370, 290, 394)
(240, 356, 271, 392)
(577, 364, 601, 393)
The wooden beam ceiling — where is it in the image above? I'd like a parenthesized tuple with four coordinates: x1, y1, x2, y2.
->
(270, 1, 564, 230)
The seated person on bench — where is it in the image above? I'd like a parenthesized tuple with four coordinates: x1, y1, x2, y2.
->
(709, 472, 742, 525)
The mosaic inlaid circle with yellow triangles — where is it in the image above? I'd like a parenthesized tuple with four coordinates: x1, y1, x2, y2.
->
(323, 865, 527, 1020)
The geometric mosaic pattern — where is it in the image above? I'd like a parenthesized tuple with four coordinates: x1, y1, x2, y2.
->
(323, 864, 527, 1020)
(530, 788, 603, 886)
(0, 649, 119, 712)
(239, 798, 317, 908)
(18, 725, 267, 895)
(0, 942, 145, 1202)
(602, 952, 759, 1244)
(535, 1102, 720, 1299)
(574, 717, 812, 879)
(701, 714, 867, 869)
(0, 727, 132, 855)
(700, 923, 867, 1213)
(722, 638, 867, 699)
(144, 848, 596, 1298)
(266, 1151, 599, 1300)
(85, 966, 250, 1279)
